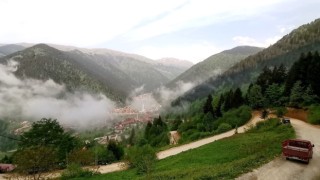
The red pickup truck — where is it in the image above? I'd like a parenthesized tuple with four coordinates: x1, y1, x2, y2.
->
(282, 139, 314, 164)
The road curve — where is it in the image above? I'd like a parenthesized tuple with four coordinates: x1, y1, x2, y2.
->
(157, 113, 264, 159)
(236, 118, 320, 180)
(99, 112, 264, 173)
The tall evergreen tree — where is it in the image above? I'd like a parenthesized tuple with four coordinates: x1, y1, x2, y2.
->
(265, 83, 284, 107)
(247, 84, 265, 109)
(233, 88, 244, 108)
(223, 89, 234, 111)
(215, 95, 223, 117)
(307, 51, 320, 97)
(203, 95, 214, 116)
(289, 81, 304, 108)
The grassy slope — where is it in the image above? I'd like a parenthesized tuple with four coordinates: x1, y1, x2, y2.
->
(74, 119, 294, 180)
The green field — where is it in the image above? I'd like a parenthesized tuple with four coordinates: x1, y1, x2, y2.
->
(73, 119, 294, 180)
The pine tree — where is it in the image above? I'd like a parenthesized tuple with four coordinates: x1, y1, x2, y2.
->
(247, 84, 265, 109)
(215, 94, 223, 117)
(223, 89, 234, 111)
(203, 95, 214, 116)
(233, 88, 244, 108)
(289, 81, 304, 108)
(307, 51, 320, 97)
(265, 83, 283, 107)
(128, 128, 135, 146)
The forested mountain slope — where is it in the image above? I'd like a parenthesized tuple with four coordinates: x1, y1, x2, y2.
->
(174, 18, 320, 104)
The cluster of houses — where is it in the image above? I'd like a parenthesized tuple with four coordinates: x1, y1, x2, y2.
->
(112, 106, 138, 114)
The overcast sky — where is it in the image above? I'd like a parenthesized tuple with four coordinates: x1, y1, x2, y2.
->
(0, 0, 319, 63)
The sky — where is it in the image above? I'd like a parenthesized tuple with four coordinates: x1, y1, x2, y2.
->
(0, 0, 319, 63)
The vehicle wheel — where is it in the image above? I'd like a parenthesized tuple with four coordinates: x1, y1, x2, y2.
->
(286, 157, 289, 160)
(305, 159, 309, 164)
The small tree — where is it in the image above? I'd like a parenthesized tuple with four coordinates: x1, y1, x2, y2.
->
(126, 145, 157, 178)
(19, 118, 79, 162)
(247, 84, 266, 109)
(128, 128, 136, 146)
(13, 146, 57, 180)
(68, 148, 94, 166)
(107, 140, 124, 161)
(289, 81, 304, 108)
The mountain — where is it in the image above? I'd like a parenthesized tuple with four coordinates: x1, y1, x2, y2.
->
(0, 44, 128, 101)
(5, 43, 189, 83)
(0, 44, 174, 102)
(0, 44, 25, 57)
(71, 49, 171, 92)
(154, 58, 193, 80)
(168, 46, 262, 86)
(157, 58, 193, 69)
(174, 18, 320, 104)
(53, 46, 192, 81)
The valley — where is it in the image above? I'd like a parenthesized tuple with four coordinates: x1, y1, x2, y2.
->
(1, 4, 320, 179)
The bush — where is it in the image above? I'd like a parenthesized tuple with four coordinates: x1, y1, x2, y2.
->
(308, 105, 320, 124)
(216, 123, 232, 133)
(68, 149, 94, 166)
(275, 107, 287, 118)
(60, 163, 97, 180)
(126, 145, 157, 176)
(250, 118, 282, 132)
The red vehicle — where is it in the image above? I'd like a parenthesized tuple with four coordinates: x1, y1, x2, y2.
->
(282, 139, 314, 164)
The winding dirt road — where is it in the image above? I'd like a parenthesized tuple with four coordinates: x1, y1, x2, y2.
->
(4, 113, 316, 179)
(98, 112, 264, 173)
(236, 118, 320, 180)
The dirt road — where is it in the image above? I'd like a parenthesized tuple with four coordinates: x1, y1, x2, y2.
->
(157, 113, 264, 159)
(237, 118, 320, 180)
(99, 112, 264, 173)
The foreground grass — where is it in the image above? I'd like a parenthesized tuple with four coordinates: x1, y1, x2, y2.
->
(73, 119, 294, 180)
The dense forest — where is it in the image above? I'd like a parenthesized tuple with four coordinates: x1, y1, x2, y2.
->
(166, 51, 320, 142)
(174, 19, 320, 104)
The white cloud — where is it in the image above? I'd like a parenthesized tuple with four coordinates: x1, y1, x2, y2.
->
(232, 35, 281, 47)
(134, 41, 222, 63)
(125, 0, 287, 40)
(0, 60, 116, 130)
(0, 0, 288, 46)
(278, 25, 296, 34)
(0, 0, 186, 46)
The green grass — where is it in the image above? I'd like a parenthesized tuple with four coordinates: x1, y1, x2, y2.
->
(72, 119, 294, 180)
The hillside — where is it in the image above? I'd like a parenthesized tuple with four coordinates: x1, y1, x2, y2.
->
(155, 58, 193, 80)
(66, 49, 170, 92)
(0, 44, 192, 101)
(168, 46, 262, 87)
(174, 18, 320, 104)
(0, 44, 129, 101)
(0, 44, 25, 57)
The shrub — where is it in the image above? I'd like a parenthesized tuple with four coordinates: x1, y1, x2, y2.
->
(308, 105, 320, 124)
(68, 149, 94, 166)
(60, 163, 96, 180)
(126, 145, 157, 176)
(216, 123, 232, 133)
(275, 107, 287, 118)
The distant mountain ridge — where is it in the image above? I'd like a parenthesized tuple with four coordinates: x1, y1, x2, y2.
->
(174, 18, 320, 104)
(0, 43, 194, 101)
(168, 46, 263, 87)
(0, 44, 25, 57)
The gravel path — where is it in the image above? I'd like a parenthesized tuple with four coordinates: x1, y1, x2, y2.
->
(236, 118, 320, 180)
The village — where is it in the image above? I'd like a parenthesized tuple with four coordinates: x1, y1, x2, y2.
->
(93, 93, 162, 145)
